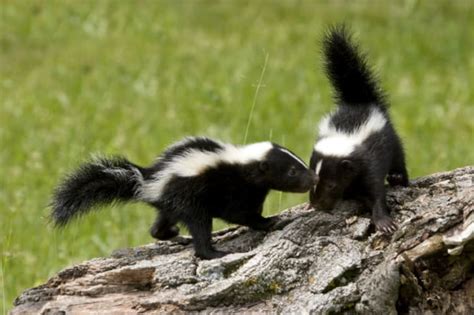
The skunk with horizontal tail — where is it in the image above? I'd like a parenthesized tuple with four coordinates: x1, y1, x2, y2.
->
(52, 136, 317, 259)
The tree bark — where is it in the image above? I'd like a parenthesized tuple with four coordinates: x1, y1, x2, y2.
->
(11, 166, 474, 314)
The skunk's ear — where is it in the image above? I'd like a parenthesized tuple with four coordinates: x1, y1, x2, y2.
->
(259, 161, 269, 172)
(341, 159, 355, 172)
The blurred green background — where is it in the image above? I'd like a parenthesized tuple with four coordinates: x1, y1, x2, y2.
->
(1, 0, 473, 311)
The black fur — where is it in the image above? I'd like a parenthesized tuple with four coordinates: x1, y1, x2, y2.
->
(51, 137, 317, 259)
(323, 25, 388, 109)
(51, 156, 143, 226)
(309, 26, 409, 234)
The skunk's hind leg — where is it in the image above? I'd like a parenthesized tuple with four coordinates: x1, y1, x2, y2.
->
(182, 212, 227, 260)
(150, 210, 179, 240)
(387, 140, 409, 187)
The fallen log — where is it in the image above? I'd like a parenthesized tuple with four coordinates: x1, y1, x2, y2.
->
(11, 166, 474, 314)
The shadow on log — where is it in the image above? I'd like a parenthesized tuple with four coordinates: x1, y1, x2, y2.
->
(11, 166, 474, 314)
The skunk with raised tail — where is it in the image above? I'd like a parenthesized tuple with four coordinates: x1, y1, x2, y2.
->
(52, 137, 317, 259)
(309, 26, 409, 233)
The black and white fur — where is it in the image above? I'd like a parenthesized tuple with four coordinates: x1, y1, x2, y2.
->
(309, 26, 409, 234)
(51, 137, 317, 259)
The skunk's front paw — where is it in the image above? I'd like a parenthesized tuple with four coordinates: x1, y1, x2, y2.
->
(196, 249, 228, 260)
(387, 173, 409, 187)
(373, 215, 397, 234)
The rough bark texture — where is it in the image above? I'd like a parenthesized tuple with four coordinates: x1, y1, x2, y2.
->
(11, 166, 474, 314)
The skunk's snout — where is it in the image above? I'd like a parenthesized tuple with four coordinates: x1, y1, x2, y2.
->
(309, 183, 336, 212)
(306, 170, 319, 189)
(293, 170, 318, 193)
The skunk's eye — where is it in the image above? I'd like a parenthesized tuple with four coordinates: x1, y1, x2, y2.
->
(288, 168, 297, 176)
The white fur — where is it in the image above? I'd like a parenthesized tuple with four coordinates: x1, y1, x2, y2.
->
(315, 160, 323, 175)
(138, 142, 273, 202)
(278, 148, 307, 168)
(314, 108, 387, 157)
(318, 115, 333, 138)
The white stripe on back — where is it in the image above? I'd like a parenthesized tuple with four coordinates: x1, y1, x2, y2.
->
(314, 108, 387, 157)
(138, 142, 273, 202)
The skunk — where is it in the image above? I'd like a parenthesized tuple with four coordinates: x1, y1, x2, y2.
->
(51, 136, 317, 259)
(309, 26, 409, 233)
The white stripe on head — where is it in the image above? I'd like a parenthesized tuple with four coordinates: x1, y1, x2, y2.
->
(278, 148, 307, 168)
(315, 108, 387, 157)
(138, 141, 273, 202)
(315, 160, 323, 175)
(235, 142, 274, 164)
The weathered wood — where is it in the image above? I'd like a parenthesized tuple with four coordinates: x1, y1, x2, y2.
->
(11, 166, 474, 314)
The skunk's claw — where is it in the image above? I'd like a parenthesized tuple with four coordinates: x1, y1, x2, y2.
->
(373, 215, 397, 234)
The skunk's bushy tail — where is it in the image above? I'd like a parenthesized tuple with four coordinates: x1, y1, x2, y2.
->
(323, 25, 387, 107)
(51, 156, 143, 227)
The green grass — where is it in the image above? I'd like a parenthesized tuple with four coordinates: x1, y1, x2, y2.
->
(1, 0, 473, 311)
